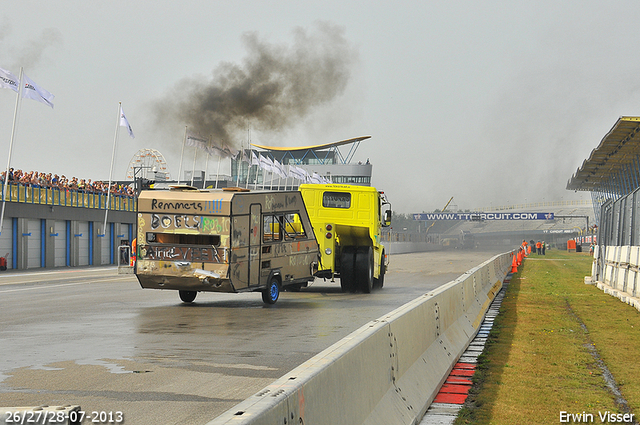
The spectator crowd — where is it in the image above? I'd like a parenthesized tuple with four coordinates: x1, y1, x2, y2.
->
(0, 168, 135, 197)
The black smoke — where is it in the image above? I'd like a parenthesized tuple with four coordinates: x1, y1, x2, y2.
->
(152, 21, 357, 150)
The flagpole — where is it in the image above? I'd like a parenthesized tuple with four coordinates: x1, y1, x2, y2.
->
(190, 142, 198, 187)
(215, 153, 221, 189)
(245, 153, 251, 189)
(237, 141, 242, 187)
(256, 158, 261, 190)
(203, 136, 211, 189)
(0, 67, 24, 235)
(177, 126, 187, 185)
(102, 102, 121, 236)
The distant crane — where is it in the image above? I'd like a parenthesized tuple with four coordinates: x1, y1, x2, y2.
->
(425, 197, 454, 234)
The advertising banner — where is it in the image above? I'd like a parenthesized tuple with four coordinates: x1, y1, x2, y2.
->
(413, 212, 554, 221)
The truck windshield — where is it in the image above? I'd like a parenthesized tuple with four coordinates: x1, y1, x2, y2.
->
(322, 192, 351, 209)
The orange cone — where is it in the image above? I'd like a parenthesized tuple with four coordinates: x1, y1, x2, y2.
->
(511, 253, 518, 273)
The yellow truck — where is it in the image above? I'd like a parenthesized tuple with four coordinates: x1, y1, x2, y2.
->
(134, 187, 319, 304)
(300, 184, 392, 293)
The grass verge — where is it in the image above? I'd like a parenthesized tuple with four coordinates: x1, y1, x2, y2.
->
(455, 250, 640, 424)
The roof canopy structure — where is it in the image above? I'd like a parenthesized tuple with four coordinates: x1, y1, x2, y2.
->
(251, 136, 371, 165)
(567, 116, 640, 197)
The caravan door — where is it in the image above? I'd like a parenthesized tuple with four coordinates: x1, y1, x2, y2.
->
(249, 203, 261, 288)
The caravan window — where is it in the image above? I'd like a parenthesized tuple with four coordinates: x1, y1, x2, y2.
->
(263, 215, 283, 242)
(263, 213, 307, 242)
(283, 213, 306, 240)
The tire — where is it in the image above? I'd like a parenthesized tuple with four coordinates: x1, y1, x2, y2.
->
(179, 290, 197, 303)
(262, 277, 281, 305)
(340, 247, 356, 293)
(356, 246, 374, 293)
(374, 249, 385, 289)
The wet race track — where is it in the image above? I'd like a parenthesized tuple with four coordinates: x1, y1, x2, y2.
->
(0, 250, 504, 425)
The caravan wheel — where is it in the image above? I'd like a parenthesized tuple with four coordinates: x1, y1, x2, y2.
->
(262, 277, 281, 305)
(179, 290, 197, 303)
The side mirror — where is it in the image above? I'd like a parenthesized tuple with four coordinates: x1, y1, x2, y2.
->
(383, 209, 392, 227)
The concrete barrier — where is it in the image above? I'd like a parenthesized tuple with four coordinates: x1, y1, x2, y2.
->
(595, 245, 640, 311)
(207, 251, 514, 425)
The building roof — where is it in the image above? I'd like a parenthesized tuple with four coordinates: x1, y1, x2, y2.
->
(566, 116, 640, 192)
(250, 136, 371, 152)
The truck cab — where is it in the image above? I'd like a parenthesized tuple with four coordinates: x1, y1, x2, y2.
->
(299, 184, 391, 293)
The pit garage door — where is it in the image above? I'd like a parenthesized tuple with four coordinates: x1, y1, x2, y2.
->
(78, 221, 89, 266)
(27, 219, 42, 269)
(54, 220, 66, 267)
(101, 225, 111, 265)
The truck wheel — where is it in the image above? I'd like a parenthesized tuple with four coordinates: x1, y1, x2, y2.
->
(340, 247, 356, 293)
(262, 277, 281, 304)
(179, 290, 197, 303)
(374, 249, 385, 289)
(356, 246, 374, 293)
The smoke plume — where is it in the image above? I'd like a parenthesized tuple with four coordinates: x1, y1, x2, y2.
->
(152, 21, 357, 150)
(10, 28, 62, 70)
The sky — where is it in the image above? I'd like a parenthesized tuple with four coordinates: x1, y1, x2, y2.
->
(1, 1, 639, 214)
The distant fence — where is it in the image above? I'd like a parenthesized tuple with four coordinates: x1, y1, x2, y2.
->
(381, 229, 441, 244)
(476, 199, 593, 212)
(0, 182, 136, 212)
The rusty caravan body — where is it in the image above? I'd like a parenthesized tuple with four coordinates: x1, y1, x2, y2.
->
(135, 187, 319, 303)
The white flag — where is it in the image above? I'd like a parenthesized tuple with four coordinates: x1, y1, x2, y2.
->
(0, 67, 19, 93)
(288, 165, 302, 180)
(22, 73, 54, 108)
(251, 151, 260, 166)
(297, 166, 310, 182)
(119, 105, 135, 138)
(310, 172, 323, 184)
(186, 132, 206, 149)
(289, 165, 304, 181)
(273, 158, 287, 178)
(259, 154, 275, 173)
(223, 146, 239, 159)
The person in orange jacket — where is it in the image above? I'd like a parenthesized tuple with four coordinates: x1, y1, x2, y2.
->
(130, 238, 137, 267)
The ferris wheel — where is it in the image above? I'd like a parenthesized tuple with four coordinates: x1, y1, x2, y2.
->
(126, 148, 170, 180)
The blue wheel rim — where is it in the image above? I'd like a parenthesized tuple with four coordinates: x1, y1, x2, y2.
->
(270, 283, 279, 301)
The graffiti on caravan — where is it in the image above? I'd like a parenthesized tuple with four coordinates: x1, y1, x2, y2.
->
(413, 212, 555, 221)
(151, 214, 201, 230)
(150, 198, 224, 214)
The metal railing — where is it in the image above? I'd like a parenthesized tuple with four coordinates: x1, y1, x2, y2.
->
(0, 182, 136, 212)
(476, 199, 593, 212)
